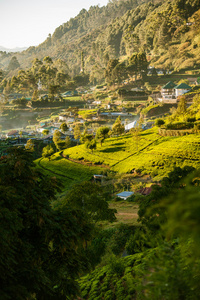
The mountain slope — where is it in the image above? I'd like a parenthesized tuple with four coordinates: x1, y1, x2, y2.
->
(0, 0, 150, 72)
(1, 0, 200, 76)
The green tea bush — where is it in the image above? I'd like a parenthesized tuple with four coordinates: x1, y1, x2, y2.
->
(109, 256, 125, 277)
(187, 117, 196, 122)
(166, 122, 194, 130)
(155, 118, 165, 127)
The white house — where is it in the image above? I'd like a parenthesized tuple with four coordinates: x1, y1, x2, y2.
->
(174, 83, 192, 98)
(158, 81, 192, 103)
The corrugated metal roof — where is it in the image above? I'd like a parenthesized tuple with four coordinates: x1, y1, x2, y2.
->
(117, 191, 134, 198)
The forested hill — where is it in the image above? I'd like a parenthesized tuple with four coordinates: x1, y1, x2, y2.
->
(1, 0, 200, 77)
(0, 0, 150, 70)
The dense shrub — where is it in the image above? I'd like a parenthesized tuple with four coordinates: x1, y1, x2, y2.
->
(155, 119, 165, 127)
(187, 117, 196, 123)
(166, 122, 194, 130)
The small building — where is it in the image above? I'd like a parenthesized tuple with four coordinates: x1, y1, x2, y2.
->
(38, 126, 59, 134)
(59, 114, 68, 122)
(138, 186, 153, 196)
(174, 83, 192, 98)
(9, 93, 23, 100)
(6, 130, 19, 138)
(62, 91, 72, 97)
(116, 191, 134, 200)
(125, 120, 137, 131)
(62, 90, 78, 97)
(93, 175, 106, 183)
(158, 81, 192, 103)
(161, 81, 177, 100)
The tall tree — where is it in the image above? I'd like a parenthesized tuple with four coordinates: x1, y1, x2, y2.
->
(61, 181, 117, 223)
(0, 147, 93, 299)
(73, 124, 81, 143)
(42, 144, 54, 160)
(53, 130, 62, 150)
(176, 96, 187, 116)
(7, 56, 20, 71)
(105, 59, 119, 85)
(60, 122, 68, 133)
(112, 116, 125, 136)
(96, 126, 110, 146)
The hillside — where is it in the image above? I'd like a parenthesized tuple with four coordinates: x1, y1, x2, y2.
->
(1, 0, 200, 78)
(35, 128, 200, 187)
(0, 0, 150, 73)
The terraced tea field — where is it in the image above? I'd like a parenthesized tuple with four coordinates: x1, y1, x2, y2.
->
(35, 128, 200, 190)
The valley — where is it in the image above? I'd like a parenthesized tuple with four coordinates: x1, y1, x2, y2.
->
(1, 0, 200, 299)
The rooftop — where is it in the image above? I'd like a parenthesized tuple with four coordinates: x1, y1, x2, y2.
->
(162, 81, 177, 89)
(174, 83, 192, 90)
(117, 191, 134, 199)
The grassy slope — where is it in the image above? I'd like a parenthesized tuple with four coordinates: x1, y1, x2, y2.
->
(63, 128, 200, 180)
(34, 152, 106, 192)
(35, 127, 200, 188)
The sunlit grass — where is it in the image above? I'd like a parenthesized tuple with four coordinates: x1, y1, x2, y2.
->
(35, 127, 200, 188)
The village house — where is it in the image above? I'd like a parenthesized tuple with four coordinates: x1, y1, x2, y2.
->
(58, 114, 68, 122)
(6, 130, 20, 139)
(158, 81, 192, 103)
(38, 125, 59, 134)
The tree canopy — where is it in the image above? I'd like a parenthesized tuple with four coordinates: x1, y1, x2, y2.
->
(60, 181, 117, 223)
(0, 147, 93, 299)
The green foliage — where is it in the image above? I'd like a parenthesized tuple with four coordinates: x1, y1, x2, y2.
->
(138, 166, 196, 226)
(96, 126, 110, 146)
(127, 51, 148, 80)
(61, 128, 200, 179)
(79, 167, 200, 299)
(80, 131, 93, 144)
(42, 129, 49, 135)
(60, 181, 117, 223)
(25, 139, 35, 152)
(112, 116, 125, 136)
(85, 139, 97, 152)
(108, 224, 136, 255)
(166, 121, 194, 130)
(7, 56, 20, 71)
(176, 96, 187, 115)
(0, 147, 93, 299)
(53, 130, 65, 151)
(73, 123, 81, 142)
(164, 170, 200, 245)
(59, 122, 68, 133)
(105, 59, 119, 85)
(42, 144, 54, 160)
(155, 118, 165, 127)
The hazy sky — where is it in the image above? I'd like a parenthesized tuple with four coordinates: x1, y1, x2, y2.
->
(0, 0, 108, 49)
